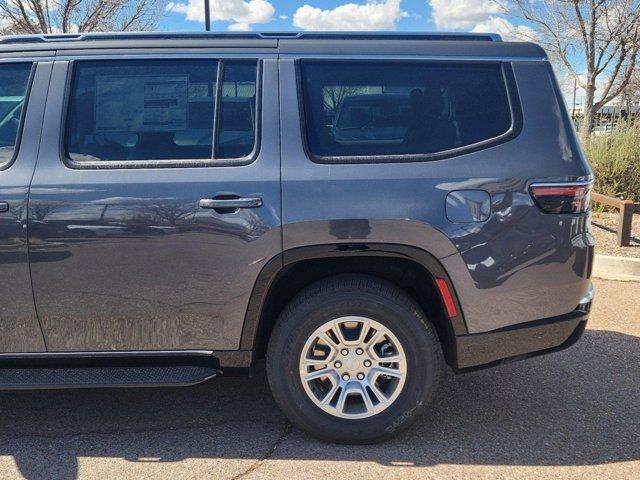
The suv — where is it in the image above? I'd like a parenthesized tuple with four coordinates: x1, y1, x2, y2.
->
(0, 32, 594, 444)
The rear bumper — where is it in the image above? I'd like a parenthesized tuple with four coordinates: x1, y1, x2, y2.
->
(454, 284, 593, 371)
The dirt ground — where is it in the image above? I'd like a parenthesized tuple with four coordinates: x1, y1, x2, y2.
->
(592, 211, 640, 257)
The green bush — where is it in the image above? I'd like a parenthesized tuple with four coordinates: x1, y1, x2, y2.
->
(585, 122, 640, 202)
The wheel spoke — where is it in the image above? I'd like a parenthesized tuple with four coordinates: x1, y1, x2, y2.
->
(335, 385, 349, 414)
(366, 329, 384, 347)
(320, 379, 340, 405)
(331, 321, 349, 345)
(368, 381, 389, 404)
(356, 319, 372, 344)
(378, 354, 401, 363)
(357, 382, 375, 413)
(303, 356, 330, 367)
(365, 330, 385, 360)
(318, 331, 338, 349)
(304, 367, 336, 382)
(372, 365, 404, 379)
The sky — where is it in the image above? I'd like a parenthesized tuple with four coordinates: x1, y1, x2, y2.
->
(160, 0, 533, 40)
(159, 0, 589, 103)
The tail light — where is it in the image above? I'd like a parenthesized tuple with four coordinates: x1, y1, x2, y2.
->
(529, 181, 592, 214)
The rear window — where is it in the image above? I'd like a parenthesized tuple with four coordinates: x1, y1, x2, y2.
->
(299, 61, 515, 162)
(66, 59, 258, 166)
(0, 63, 32, 167)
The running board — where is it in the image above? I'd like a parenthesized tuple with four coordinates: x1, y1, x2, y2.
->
(0, 351, 221, 390)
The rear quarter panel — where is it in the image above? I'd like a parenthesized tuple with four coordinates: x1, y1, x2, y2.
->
(280, 58, 593, 334)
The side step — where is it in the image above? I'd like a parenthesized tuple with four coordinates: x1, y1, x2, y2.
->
(0, 351, 221, 390)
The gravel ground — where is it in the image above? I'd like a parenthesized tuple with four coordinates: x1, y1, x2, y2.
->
(592, 212, 640, 257)
(0, 278, 637, 480)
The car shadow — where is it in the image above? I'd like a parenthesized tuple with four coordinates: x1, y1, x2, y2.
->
(1, 328, 638, 479)
(591, 220, 640, 247)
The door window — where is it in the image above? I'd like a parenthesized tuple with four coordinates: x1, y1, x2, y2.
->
(217, 61, 258, 159)
(65, 59, 258, 166)
(0, 63, 32, 168)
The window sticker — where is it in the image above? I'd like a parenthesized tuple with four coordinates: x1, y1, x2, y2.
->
(188, 82, 212, 100)
(95, 75, 188, 132)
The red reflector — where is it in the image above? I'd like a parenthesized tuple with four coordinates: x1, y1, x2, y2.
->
(435, 278, 458, 318)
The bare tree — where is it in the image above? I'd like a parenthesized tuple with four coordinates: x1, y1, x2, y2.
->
(323, 86, 366, 114)
(504, 0, 640, 140)
(619, 67, 640, 111)
(0, 0, 163, 35)
(148, 201, 194, 227)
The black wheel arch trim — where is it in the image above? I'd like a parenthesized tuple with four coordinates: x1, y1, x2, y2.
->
(239, 243, 469, 355)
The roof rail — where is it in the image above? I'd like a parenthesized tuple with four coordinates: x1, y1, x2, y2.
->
(0, 31, 502, 45)
(0, 32, 265, 45)
(293, 32, 502, 42)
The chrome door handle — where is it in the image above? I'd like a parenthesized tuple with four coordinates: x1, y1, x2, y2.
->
(199, 197, 263, 210)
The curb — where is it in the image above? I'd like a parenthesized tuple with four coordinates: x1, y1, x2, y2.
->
(592, 254, 640, 282)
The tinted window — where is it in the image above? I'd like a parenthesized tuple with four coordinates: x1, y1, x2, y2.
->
(217, 62, 258, 159)
(67, 60, 258, 164)
(0, 63, 32, 166)
(299, 61, 513, 160)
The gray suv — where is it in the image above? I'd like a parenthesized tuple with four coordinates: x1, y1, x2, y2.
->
(0, 32, 594, 443)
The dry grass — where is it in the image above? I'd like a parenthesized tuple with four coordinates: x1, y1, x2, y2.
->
(585, 122, 640, 203)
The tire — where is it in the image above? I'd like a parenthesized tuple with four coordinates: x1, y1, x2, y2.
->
(266, 274, 443, 444)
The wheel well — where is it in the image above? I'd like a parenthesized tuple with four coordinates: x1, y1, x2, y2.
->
(252, 256, 457, 367)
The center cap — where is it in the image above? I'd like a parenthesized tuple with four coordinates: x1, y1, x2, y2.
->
(345, 357, 360, 371)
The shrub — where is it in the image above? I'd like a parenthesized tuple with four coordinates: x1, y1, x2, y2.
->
(585, 122, 640, 202)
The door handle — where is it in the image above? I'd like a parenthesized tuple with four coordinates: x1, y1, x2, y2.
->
(0, 202, 8, 213)
(199, 197, 263, 210)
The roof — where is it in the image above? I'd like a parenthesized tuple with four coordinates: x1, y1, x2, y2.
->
(0, 31, 547, 59)
(0, 31, 502, 44)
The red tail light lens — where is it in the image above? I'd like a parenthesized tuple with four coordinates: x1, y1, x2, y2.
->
(529, 182, 592, 214)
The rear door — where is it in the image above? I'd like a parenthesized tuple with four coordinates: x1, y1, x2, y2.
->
(28, 51, 281, 351)
(0, 58, 51, 353)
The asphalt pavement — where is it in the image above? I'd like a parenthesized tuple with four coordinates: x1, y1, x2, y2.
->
(0, 278, 638, 479)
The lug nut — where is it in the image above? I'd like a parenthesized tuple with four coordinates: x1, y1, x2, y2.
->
(363, 360, 372, 367)
(356, 348, 364, 355)
(357, 372, 365, 380)
(340, 348, 349, 356)
(334, 361, 342, 368)
(342, 373, 350, 381)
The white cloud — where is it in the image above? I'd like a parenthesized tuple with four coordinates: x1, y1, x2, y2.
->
(471, 16, 537, 41)
(279, 15, 288, 20)
(429, 0, 503, 30)
(228, 22, 251, 31)
(166, 0, 275, 31)
(293, 0, 407, 31)
(429, 0, 537, 42)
